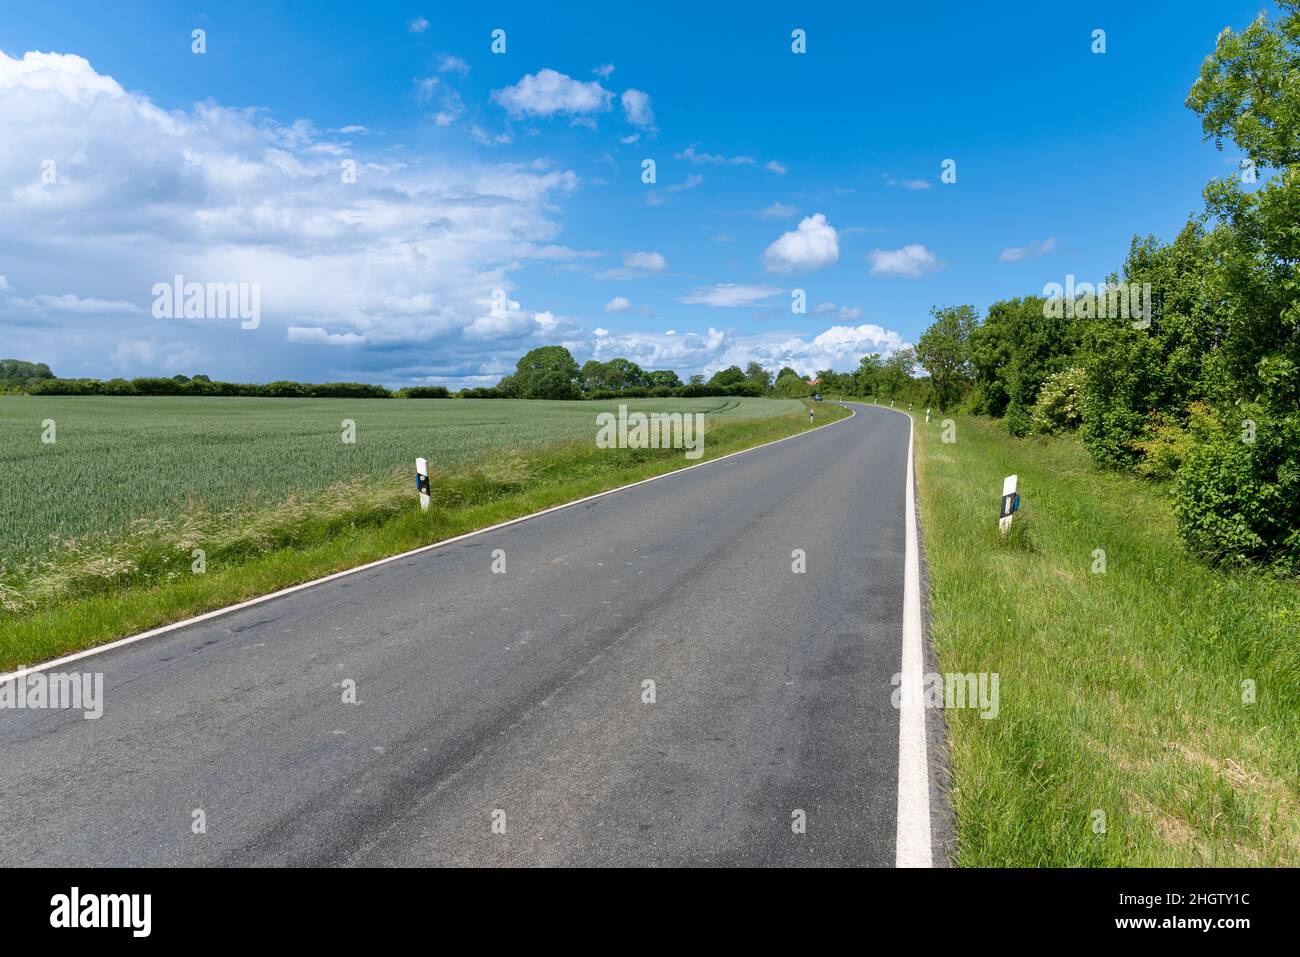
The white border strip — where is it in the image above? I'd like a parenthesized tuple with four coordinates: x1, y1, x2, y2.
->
(2, 406, 855, 683)
(893, 410, 932, 866)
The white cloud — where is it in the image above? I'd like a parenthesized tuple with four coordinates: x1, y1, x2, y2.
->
(0, 49, 584, 380)
(765, 160, 787, 175)
(814, 302, 862, 322)
(886, 177, 931, 190)
(582, 322, 908, 380)
(286, 327, 365, 346)
(624, 251, 666, 271)
(999, 237, 1058, 262)
(757, 202, 797, 219)
(676, 283, 781, 307)
(867, 244, 940, 278)
(604, 296, 631, 312)
(593, 63, 615, 78)
(492, 69, 613, 120)
(409, 17, 430, 33)
(664, 173, 703, 193)
(469, 124, 512, 146)
(16, 292, 140, 314)
(676, 145, 755, 166)
(437, 54, 470, 76)
(598, 250, 668, 280)
(621, 89, 655, 130)
(416, 77, 464, 126)
(761, 213, 840, 274)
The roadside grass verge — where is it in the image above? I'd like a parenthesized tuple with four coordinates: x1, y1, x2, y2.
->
(906, 408, 1299, 866)
(0, 400, 846, 671)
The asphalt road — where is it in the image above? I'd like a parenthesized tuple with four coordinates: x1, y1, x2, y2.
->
(1, 403, 924, 866)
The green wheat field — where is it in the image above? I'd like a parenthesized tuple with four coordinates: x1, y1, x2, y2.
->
(0, 395, 800, 562)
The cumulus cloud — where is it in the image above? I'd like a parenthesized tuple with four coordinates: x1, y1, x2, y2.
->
(765, 160, 787, 175)
(0, 49, 585, 382)
(604, 296, 631, 312)
(999, 237, 1057, 262)
(599, 250, 668, 279)
(409, 17, 430, 33)
(761, 213, 840, 273)
(586, 322, 909, 380)
(620, 89, 655, 130)
(866, 243, 940, 278)
(491, 69, 613, 120)
(676, 283, 781, 307)
(757, 202, 797, 219)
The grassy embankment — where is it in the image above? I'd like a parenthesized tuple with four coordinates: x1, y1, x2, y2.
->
(893, 403, 1298, 866)
(0, 397, 846, 671)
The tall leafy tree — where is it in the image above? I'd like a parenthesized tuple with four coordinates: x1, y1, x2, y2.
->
(916, 305, 977, 412)
(511, 346, 581, 399)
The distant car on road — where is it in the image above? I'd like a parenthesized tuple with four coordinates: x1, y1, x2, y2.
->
(812, 393, 822, 401)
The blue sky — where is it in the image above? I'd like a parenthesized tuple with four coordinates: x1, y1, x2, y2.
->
(0, 0, 1270, 387)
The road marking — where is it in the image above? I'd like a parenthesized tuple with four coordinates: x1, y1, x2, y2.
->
(894, 411, 933, 866)
(841, 400, 933, 867)
(1, 406, 854, 682)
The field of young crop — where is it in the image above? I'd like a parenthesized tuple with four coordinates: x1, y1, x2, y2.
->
(0, 395, 801, 561)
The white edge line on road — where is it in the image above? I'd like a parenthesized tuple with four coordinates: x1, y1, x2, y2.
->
(2, 406, 856, 683)
(893, 409, 933, 866)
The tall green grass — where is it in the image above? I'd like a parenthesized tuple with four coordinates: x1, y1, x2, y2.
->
(907, 408, 1299, 866)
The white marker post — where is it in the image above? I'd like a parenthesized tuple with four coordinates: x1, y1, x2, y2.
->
(925, 408, 931, 423)
(415, 457, 430, 511)
(999, 474, 1019, 536)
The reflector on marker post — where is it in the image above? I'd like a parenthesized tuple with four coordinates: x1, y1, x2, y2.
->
(999, 474, 1019, 535)
(415, 457, 430, 511)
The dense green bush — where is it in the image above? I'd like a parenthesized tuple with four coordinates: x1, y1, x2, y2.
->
(1174, 402, 1300, 569)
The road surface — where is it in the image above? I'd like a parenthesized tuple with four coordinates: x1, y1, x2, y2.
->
(0, 403, 939, 866)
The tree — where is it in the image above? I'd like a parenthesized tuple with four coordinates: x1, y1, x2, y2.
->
(511, 346, 580, 399)
(580, 360, 606, 392)
(916, 305, 977, 412)
(880, 348, 916, 400)
(970, 296, 1081, 434)
(600, 357, 645, 391)
(854, 354, 884, 397)
(0, 359, 55, 382)
(744, 361, 773, 391)
(773, 370, 811, 397)
(815, 369, 852, 394)
(687, 373, 705, 386)
(645, 369, 682, 389)
(707, 365, 746, 388)
(1186, 4, 1300, 170)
